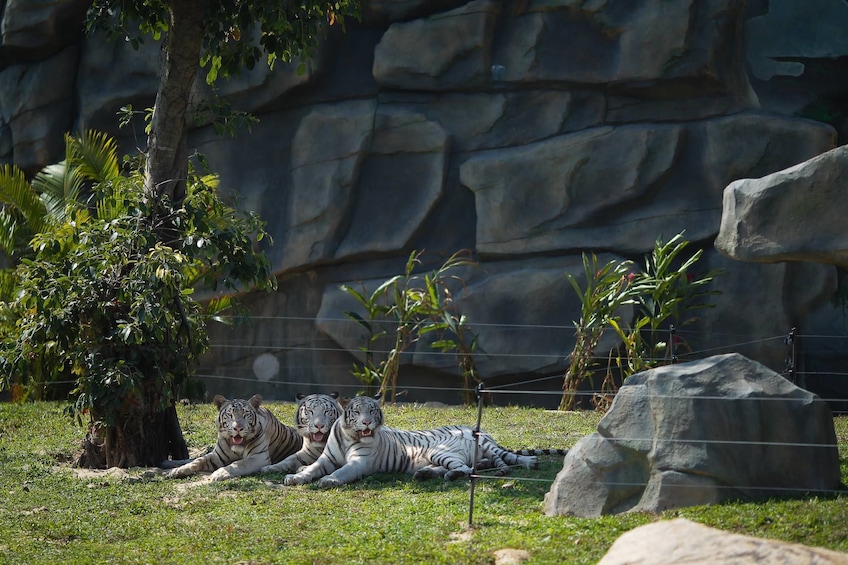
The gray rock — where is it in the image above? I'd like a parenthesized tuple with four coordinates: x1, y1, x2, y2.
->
(694, 249, 837, 373)
(373, 0, 500, 90)
(494, 0, 748, 93)
(746, 0, 848, 81)
(437, 256, 632, 378)
(545, 353, 840, 517)
(364, 0, 470, 24)
(598, 518, 848, 565)
(0, 0, 88, 58)
(335, 106, 448, 259)
(281, 100, 377, 270)
(77, 32, 160, 138)
(461, 114, 832, 257)
(461, 124, 682, 256)
(716, 144, 848, 266)
(0, 47, 78, 170)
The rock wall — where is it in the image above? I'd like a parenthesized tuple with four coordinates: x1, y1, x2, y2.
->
(2, 0, 847, 405)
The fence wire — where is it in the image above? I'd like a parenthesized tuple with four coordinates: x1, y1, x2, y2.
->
(464, 385, 848, 526)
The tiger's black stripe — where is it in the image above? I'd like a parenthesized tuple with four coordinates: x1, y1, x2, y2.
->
(164, 394, 302, 481)
(261, 392, 342, 474)
(283, 396, 541, 488)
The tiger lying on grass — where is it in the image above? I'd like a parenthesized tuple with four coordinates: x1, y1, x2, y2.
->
(261, 392, 342, 475)
(163, 394, 302, 481)
(283, 395, 558, 488)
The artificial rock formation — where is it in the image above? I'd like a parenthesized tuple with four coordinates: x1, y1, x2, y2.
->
(598, 519, 848, 565)
(717, 144, 848, 266)
(2, 0, 848, 402)
(544, 353, 840, 517)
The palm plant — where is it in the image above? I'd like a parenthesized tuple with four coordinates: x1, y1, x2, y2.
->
(0, 131, 121, 399)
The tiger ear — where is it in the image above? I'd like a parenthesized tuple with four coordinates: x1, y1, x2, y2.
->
(330, 391, 340, 399)
(339, 396, 352, 408)
(295, 393, 306, 401)
(213, 395, 228, 409)
(249, 394, 263, 409)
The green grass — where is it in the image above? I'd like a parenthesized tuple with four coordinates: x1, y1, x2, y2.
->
(0, 401, 846, 564)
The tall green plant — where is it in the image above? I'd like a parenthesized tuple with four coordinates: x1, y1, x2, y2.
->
(559, 254, 644, 411)
(0, 132, 275, 467)
(608, 232, 722, 377)
(0, 131, 124, 399)
(560, 232, 722, 411)
(342, 250, 477, 403)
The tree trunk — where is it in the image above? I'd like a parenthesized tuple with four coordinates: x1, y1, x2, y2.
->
(78, 386, 189, 469)
(77, 0, 206, 469)
(144, 0, 205, 207)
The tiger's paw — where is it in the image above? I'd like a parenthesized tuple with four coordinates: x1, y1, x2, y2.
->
(444, 469, 470, 481)
(284, 473, 308, 486)
(165, 467, 189, 479)
(317, 476, 342, 489)
(412, 468, 442, 481)
(209, 468, 233, 481)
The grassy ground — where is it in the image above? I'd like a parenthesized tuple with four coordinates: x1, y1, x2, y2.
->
(0, 400, 846, 565)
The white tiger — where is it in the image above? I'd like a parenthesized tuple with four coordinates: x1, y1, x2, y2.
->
(164, 394, 302, 481)
(283, 395, 539, 488)
(261, 392, 342, 474)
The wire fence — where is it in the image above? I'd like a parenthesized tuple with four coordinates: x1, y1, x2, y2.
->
(464, 383, 848, 525)
(201, 315, 848, 524)
(18, 315, 848, 411)
(8, 314, 846, 525)
(192, 315, 848, 408)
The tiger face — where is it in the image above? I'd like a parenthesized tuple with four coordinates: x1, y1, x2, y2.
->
(215, 394, 263, 452)
(341, 395, 383, 443)
(295, 392, 342, 445)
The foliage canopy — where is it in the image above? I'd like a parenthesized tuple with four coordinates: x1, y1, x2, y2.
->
(0, 132, 275, 465)
(87, 0, 361, 83)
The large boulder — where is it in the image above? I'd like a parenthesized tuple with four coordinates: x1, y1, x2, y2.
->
(716, 144, 848, 266)
(544, 353, 840, 517)
(598, 519, 848, 565)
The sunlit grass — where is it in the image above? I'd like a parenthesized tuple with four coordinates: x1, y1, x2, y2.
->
(0, 401, 845, 564)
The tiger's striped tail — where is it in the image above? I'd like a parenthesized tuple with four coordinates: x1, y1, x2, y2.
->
(508, 448, 568, 457)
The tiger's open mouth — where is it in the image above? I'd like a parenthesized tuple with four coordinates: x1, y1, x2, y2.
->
(311, 432, 325, 442)
(358, 429, 373, 439)
(230, 436, 245, 446)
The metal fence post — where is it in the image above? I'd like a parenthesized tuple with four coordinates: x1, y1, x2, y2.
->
(669, 324, 678, 364)
(784, 327, 797, 384)
(468, 383, 485, 527)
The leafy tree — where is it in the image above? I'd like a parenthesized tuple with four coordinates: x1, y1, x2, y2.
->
(1, 0, 360, 466)
(0, 132, 275, 467)
(86, 0, 360, 207)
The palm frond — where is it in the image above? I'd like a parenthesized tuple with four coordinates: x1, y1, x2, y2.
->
(66, 130, 120, 184)
(0, 207, 23, 257)
(32, 162, 86, 224)
(0, 164, 46, 234)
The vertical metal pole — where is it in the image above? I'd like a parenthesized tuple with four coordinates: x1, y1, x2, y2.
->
(669, 324, 678, 364)
(785, 327, 797, 384)
(468, 382, 484, 527)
